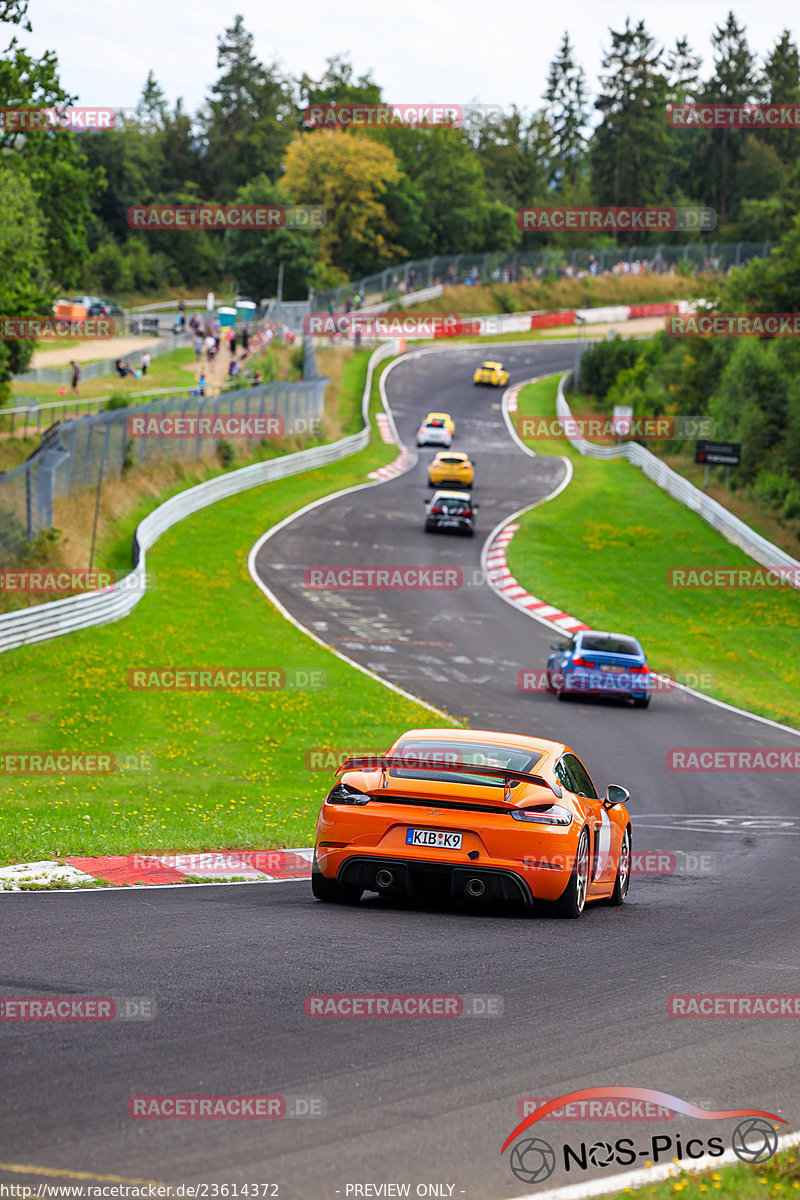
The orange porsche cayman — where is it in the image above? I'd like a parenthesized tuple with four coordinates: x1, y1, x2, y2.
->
(312, 728, 632, 918)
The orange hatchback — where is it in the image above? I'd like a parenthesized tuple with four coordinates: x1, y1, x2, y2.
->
(312, 728, 632, 918)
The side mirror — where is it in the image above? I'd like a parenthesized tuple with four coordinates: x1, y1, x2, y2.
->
(604, 784, 630, 808)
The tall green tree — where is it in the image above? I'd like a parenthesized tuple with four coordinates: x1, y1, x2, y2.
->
(221, 175, 320, 299)
(0, 167, 51, 403)
(298, 54, 382, 114)
(544, 33, 589, 189)
(200, 15, 294, 199)
(761, 29, 800, 163)
(696, 12, 759, 226)
(0, 37, 101, 285)
(590, 21, 672, 216)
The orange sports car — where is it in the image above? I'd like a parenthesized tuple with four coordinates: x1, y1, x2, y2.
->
(312, 728, 632, 918)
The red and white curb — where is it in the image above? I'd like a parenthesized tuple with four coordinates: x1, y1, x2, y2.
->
(485, 525, 589, 633)
(374, 413, 395, 444)
(0, 849, 315, 891)
(369, 445, 414, 481)
(505, 385, 520, 414)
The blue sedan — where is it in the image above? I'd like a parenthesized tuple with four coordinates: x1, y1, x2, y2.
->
(546, 630, 651, 708)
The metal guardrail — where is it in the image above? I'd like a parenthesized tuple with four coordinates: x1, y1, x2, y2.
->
(1, 387, 198, 434)
(556, 374, 800, 587)
(0, 340, 400, 654)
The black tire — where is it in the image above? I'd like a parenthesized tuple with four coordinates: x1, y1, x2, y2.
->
(608, 826, 631, 906)
(633, 696, 651, 709)
(552, 828, 590, 918)
(311, 859, 363, 905)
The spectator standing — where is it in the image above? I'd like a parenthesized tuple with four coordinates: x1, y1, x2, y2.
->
(193, 333, 203, 360)
(141, 351, 151, 375)
(70, 360, 81, 393)
(241, 323, 250, 354)
(198, 373, 207, 396)
(205, 334, 216, 362)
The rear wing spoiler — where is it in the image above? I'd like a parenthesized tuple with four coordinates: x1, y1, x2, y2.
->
(336, 755, 562, 801)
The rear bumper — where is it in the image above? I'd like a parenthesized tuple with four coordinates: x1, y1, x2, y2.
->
(559, 668, 649, 698)
(336, 854, 534, 906)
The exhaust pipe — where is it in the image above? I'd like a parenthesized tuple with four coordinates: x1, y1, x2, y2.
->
(466, 877, 486, 897)
(376, 869, 395, 889)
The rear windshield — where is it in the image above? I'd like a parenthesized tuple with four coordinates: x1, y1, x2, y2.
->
(439, 456, 465, 464)
(438, 497, 472, 513)
(391, 740, 543, 788)
(427, 419, 444, 427)
(581, 634, 641, 656)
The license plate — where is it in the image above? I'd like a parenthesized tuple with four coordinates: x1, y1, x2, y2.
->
(601, 664, 625, 672)
(406, 828, 463, 849)
(441, 519, 459, 527)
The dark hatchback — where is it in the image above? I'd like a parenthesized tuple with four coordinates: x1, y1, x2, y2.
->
(424, 489, 477, 536)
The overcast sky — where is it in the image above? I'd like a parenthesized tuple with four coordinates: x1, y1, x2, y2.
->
(12, 0, 800, 115)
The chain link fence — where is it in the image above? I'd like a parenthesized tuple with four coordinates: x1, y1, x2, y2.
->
(0, 375, 327, 560)
(311, 242, 776, 313)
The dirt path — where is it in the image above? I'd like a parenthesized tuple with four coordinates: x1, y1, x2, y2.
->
(31, 335, 163, 368)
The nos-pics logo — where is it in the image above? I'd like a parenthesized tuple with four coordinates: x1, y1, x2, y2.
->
(502, 1087, 784, 1186)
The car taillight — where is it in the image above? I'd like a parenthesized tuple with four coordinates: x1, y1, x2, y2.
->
(629, 664, 649, 674)
(430, 506, 443, 514)
(326, 783, 370, 806)
(511, 805, 573, 826)
(572, 657, 595, 668)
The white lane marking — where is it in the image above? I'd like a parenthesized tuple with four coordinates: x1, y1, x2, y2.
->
(246, 353, 457, 726)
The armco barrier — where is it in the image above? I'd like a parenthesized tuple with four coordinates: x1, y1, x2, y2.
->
(555, 374, 800, 588)
(0, 340, 400, 654)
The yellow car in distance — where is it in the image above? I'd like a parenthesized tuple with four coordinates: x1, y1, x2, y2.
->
(473, 360, 510, 387)
(427, 451, 475, 489)
(425, 411, 456, 436)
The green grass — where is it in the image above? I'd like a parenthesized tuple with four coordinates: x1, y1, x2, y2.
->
(0, 352, 458, 866)
(11, 347, 200, 402)
(601, 1144, 798, 1197)
(506, 376, 800, 728)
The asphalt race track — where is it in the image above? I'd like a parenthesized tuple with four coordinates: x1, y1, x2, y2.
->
(3, 342, 799, 1198)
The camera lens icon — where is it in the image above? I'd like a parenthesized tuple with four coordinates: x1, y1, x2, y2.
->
(731, 1117, 779, 1165)
(509, 1137, 556, 1185)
